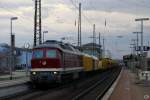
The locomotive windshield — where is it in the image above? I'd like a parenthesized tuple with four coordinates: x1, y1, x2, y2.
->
(33, 49, 43, 59)
(46, 50, 57, 58)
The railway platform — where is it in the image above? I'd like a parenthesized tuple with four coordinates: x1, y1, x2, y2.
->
(108, 68, 150, 100)
(0, 70, 29, 88)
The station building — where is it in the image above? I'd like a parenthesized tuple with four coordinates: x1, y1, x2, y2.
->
(80, 43, 102, 59)
(0, 43, 32, 73)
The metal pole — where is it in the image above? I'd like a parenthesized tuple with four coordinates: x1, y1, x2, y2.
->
(10, 17, 18, 80)
(140, 20, 144, 71)
(93, 24, 95, 56)
(141, 20, 143, 59)
(39, 0, 42, 45)
(99, 33, 101, 46)
(141, 20, 147, 71)
(78, 15, 79, 46)
(34, 0, 37, 47)
(78, 3, 81, 47)
(34, 0, 42, 46)
(132, 39, 136, 55)
(93, 25, 94, 56)
(99, 32, 101, 59)
(79, 3, 81, 46)
(26, 49, 28, 76)
(24, 43, 30, 76)
(135, 18, 149, 70)
(10, 19, 12, 80)
(103, 38, 105, 58)
(137, 33, 139, 54)
(133, 32, 140, 54)
(43, 32, 44, 43)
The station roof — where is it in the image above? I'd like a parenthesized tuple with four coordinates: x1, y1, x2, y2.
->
(81, 43, 101, 48)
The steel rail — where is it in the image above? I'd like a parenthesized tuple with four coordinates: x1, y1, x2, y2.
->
(72, 67, 121, 100)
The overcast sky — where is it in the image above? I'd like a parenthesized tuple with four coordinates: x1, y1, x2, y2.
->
(0, 0, 150, 59)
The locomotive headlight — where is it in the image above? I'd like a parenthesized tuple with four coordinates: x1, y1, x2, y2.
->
(42, 61, 47, 66)
(54, 72, 58, 75)
(32, 72, 36, 75)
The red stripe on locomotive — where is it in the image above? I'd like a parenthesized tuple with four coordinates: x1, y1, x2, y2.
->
(31, 48, 63, 69)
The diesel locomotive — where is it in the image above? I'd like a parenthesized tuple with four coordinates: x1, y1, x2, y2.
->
(30, 40, 116, 84)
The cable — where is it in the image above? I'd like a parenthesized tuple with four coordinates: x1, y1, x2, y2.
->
(69, 0, 93, 25)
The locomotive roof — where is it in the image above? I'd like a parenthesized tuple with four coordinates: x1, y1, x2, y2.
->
(34, 40, 99, 59)
(34, 40, 82, 54)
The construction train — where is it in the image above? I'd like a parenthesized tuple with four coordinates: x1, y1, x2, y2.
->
(30, 40, 118, 84)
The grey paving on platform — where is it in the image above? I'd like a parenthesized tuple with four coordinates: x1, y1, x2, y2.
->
(0, 71, 30, 88)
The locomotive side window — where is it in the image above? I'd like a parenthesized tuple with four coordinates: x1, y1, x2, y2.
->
(33, 50, 43, 58)
(46, 50, 57, 58)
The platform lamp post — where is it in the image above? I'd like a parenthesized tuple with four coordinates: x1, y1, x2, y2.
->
(10, 17, 18, 80)
(135, 18, 149, 71)
(133, 32, 141, 75)
(24, 43, 30, 77)
(43, 31, 48, 43)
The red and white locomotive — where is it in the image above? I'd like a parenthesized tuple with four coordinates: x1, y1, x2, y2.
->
(30, 40, 83, 84)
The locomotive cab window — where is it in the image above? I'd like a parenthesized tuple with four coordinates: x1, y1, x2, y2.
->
(33, 50, 43, 58)
(46, 50, 57, 58)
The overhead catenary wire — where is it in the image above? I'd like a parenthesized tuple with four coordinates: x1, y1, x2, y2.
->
(69, 0, 93, 25)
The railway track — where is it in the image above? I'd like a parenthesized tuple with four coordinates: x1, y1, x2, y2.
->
(28, 67, 121, 100)
(72, 67, 121, 100)
(0, 82, 71, 100)
(0, 67, 121, 100)
(0, 83, 32, 100)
